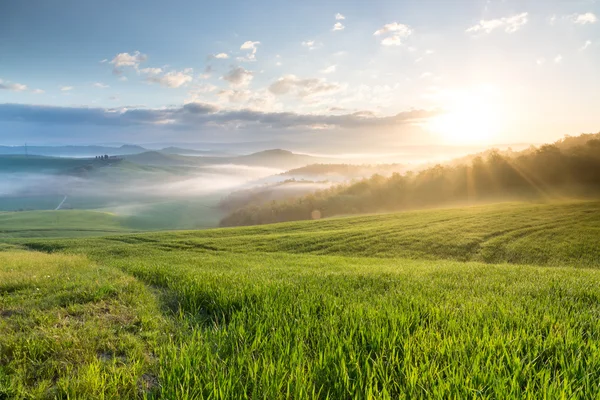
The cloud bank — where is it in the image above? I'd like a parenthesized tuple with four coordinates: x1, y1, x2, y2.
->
(0, 102, 438, 132)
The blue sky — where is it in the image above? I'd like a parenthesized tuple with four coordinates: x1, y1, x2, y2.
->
(0, 0, 599, 151)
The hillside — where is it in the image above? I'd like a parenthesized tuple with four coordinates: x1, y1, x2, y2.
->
(281, 163, 408, 179)
(125, 149, 332, 169)
(0, 210, 133, 238)
(221, 135, 600, 226)
(25, 200, 600, 267)
(0, 155, 95, 173)
(0, 144, 147, 157)
(2, 200, 600, 398)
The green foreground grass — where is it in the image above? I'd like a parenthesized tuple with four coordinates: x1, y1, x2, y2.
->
(2, 200, 600, 398)
(0, 210, 133, 239)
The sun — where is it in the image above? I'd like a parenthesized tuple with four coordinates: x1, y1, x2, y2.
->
(427, 88, 503, 145)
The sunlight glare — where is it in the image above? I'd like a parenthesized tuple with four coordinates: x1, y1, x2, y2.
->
(428, 87, 503, 145)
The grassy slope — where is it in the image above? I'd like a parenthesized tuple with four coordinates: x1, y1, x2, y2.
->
(2, 200, 600, 398)
(27, 200, 599, 267)
(0, 210, 134, 238)
(0, 155, 92, 173)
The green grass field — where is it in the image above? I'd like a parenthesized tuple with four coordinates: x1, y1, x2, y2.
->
(0, 210, 134, 239)
(0, 196, 225, 238)
(1, 200, 600, 398)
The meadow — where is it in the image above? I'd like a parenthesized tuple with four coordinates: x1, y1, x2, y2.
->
(1, 200, 600, 398)
(0, 210, 133, 239)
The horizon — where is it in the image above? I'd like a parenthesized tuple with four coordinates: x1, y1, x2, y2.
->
(1, 0, 599, 152)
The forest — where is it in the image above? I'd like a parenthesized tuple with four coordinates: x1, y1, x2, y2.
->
(220, 134, 600, 227)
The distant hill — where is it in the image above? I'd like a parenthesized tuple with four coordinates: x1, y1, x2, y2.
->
(158, 147, 230, 156)
(122, 151, 186, 166)
(219, 179, 332, 212)
(0, 144, 147, 157)
(233, 149, 331, 168)
(0, 155, 95, 173)
(220, 133, 600, 227)
(282, 163, 408, 179)
(125, 149, 333, 169)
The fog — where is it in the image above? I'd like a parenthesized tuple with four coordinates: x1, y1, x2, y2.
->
(0, 164, 286, 214)
(0, 174, 86, 197)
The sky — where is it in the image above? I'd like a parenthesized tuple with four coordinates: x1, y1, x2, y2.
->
(0, 0, 599, 152)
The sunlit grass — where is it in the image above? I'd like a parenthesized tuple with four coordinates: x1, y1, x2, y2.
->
(2, 200, 600, 398)
(0, 210, 133, 239)
(0, 252, 168, 399)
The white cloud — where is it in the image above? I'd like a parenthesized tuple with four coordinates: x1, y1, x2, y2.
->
(320, 65, 336, 74)
(536, 58, 546, 65)
(223, 66, 254, 88)
(99, 59, 108, 63)
(579, 40, 592, 51)
(186, 83, 219, 103)
(580, 40, 592, 51)
(381, 36, 403, 46)
(572, 12, 597, 24)
(554, 54, 563, 64)
(335, 13, 345, 20)
(239, 41, 261, 62)
(241, 41, 260, 51)
(0, 79, 27, 92)
(93, 82, 109, 89)
(110, 51, 147, 73)
(191, 83, 218, 94)
(139, 67, 163, 75)
(269, 75, 342, 98)
(145, 69, 194, 88)
(214, 53, 229, 59)
(302, 40, 316, 49)
(332, 22, 345, 31)
(118, 76, 128, 82)
(466, 12, 528, 34)
(374, 22, 413, 46)
(217, 89, 252, 103)
(32, 89, 45, 94)
(188, 83, 218, 96)
(60, 86, 73, 91)
(374, 22, 412, 36)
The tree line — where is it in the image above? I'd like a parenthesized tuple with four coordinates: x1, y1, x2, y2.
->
(220, 134, 600, 227)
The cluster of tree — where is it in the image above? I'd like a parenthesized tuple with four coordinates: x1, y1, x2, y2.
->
(281, 163, 407, 178)
(220, 134, 600, 227)
(219, 179, 329, 213)
(95, 155, 110, 160)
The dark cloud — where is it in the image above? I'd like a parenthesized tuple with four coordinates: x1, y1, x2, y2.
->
(181, 102, 219, 115)
(0, 103, 439, 132)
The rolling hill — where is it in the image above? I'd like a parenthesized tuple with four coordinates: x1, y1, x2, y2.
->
(124, 149, 333, 169)
(0, 210, 133, 238)
(2, 200, 600, 398)
(0, 144, 147, 157)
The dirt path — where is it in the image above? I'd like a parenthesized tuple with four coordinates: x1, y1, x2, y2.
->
(55, 195, 67, 210)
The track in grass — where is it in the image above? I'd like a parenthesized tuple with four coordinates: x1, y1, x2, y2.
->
(1, 200, 600, 398)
